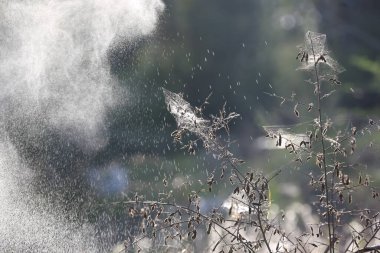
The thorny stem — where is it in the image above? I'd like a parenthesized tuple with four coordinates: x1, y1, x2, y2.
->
(256, 205, 272, 253)
(220, 139, 276, 252)
(123, 132, 279, 252)
(198, 114, 280, 252)
(344, 221, 380, 252)
(361, 224, 380, 251)
(309, 32, 334, 253)
(354, 245, 380, 253)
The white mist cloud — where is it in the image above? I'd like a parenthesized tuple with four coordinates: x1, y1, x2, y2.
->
(0, 0, 164, 150)
(0, 135, 99, 252)
(0, 0, 164, 251)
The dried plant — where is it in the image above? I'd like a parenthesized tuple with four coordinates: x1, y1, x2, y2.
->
(265, 31, 380, 253)
(119, 31, 379, 253)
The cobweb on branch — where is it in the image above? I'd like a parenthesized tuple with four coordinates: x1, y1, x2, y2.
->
(304, 32, 326, 60)
(262, 125, 309, 151)
(297, 31, 345, 74)
(162, 88, 239, 157)
(262, 123, 341, 152)
(162, 88, 210, 134)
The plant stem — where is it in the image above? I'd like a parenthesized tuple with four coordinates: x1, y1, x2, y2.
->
(256, 205, 272, 253)
(315, 65, 333, 253)
(309, 32, 334, 253)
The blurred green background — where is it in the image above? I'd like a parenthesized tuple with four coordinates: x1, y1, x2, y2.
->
(33, 0, 380, 249)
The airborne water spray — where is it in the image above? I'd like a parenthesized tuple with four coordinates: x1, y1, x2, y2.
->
(0, 0, 164, 251)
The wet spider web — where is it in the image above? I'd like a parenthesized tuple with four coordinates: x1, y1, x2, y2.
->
(262, 119, 343, 152)
(162, 88, 210, 134)
(297, 31, 345, 74)
(262, 122, 312, 150)
(163, 88, 239, 157)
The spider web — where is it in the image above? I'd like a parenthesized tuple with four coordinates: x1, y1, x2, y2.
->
(297, 31, 345, 74)
(262, 124, 309, 150)
(162, 88, 210, 134)
(163, 88, 239, 157)
(262, 121, 343, 151)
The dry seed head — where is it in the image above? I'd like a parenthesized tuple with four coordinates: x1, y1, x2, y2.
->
(308, 103, 314, 112)
(294, 103, 300, 117)
(322, 127, 328, 136)
(207, 222, 212, 234)
(342, 174, 350, 185)
(321, 183, 325, 193)
(316, 153, 324, 169)
(191, 230, 197, 239)
(364, 176, 369, 186)
(339, 191, 344, 203)
(351, 127, 357, 136)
